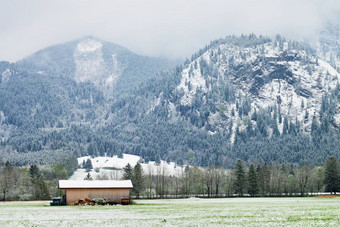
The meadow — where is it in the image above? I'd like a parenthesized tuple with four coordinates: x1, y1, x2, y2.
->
(0, 197, 339, 226)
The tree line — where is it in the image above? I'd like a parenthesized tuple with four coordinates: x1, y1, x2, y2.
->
(123, 156, 340, 198)
(0, 156, 77, 201)
(1, 155, 339, 201)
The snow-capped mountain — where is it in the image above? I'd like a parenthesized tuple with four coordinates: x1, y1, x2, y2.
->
(15, 36, 176, 97)
(171, 35, 340, 142)
(0, 37, 177, 165)
(2, 28, 340, 167)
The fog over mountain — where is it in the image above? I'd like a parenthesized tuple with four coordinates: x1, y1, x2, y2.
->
(0, 0, 340, 62)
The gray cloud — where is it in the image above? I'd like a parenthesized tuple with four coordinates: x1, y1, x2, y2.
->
(0, 0, 339, 62)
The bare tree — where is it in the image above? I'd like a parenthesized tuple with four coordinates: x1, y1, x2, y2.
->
(190, 166, 204, 196)
(204, 167, 214, 197)
(297, 165, 312, 196)
(225, 170, 235, 197)
(213, 167, 223, 197)
(146, 164, 154, 198)
(0, 161, 13, 201)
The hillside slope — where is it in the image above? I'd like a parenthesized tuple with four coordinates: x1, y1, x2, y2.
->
(106, 34, 340, 167)
(1, 30, 340, 167)
(0, 37, 177, 164)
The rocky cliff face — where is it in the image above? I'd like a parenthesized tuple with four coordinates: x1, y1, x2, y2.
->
(150, 34, 340, 144)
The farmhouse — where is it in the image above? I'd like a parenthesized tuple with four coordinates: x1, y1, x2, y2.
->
(58, 180, 133, 205)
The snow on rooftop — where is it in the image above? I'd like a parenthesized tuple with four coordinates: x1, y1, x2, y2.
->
(58, 180, 133, 189)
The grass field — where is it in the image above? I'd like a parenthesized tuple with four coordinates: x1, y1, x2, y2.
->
(1, 197, 340, 226)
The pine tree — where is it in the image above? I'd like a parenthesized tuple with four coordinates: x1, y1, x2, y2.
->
(251, 109, 257, 121)
(29, 164, 50, 200)
(283, 117, 289, 134)
(324, 157, 340, 194)
(311, 117, 319, 135)
(304, 110, 309, 120)
(85, 159, 93, 172)
(248, 164, 259, 196)
(278, 106, 282, 123)
(155, 155, 161, 165)
(272, 120, 280, 137)
(257, 163, 270, 196)
(117, 150, 123, 158)
(321, 116, 329, 133)
(123, 163, 133, 180)
(247, 120, 253, 136)
(133, 163, 144, 199)
(84, 172, 93, 180)
(234, 160, 246, 196)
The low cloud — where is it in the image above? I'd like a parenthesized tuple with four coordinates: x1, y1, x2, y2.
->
(0, 0, 339, 61)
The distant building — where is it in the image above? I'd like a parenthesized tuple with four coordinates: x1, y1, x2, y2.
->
(58, 180, 133, 205)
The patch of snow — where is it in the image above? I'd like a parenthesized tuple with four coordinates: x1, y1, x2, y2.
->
(318, 59, 340, 78)
(0, 111, 4, 124)
(74, 39, 105, 83)
(1, 69, 11, 83)
(208, 131, 216, 135)
(168, 101, 177, 118)
(71, 153, 186, 180)
(177, 60, 208, 106)
(77, 39, 103, 53)
(74, 39, 120, 96)
(146, 94, 162, 114)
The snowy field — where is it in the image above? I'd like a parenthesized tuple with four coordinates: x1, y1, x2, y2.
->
(1, 197, 340, 226)
(70, 154, 186, 180)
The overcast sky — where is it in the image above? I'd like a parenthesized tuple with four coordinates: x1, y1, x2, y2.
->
(0, 0, 339, 62)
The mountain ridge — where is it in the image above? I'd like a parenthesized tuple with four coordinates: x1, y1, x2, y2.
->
(13, 36, 178, 97)
(1, 27, 340, 167)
